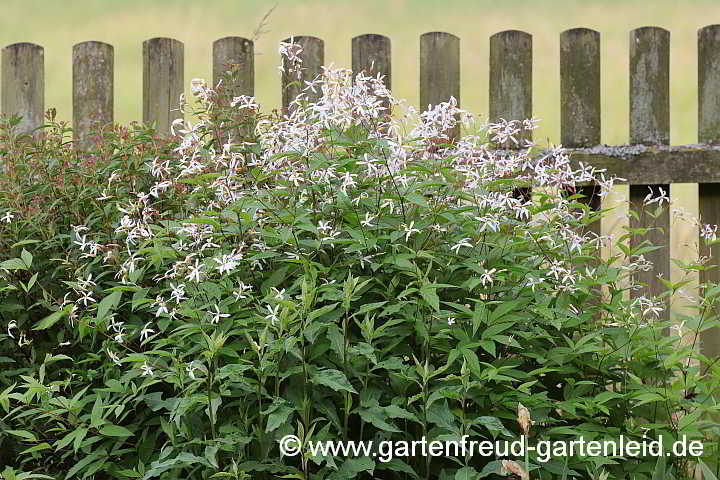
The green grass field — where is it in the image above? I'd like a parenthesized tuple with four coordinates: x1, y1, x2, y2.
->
(1, 0, 719, 145)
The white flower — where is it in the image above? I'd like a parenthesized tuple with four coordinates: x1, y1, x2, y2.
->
(450, 237, 473, 254)
(185, 258, 204, 283)
(77, 291, 96, 306)
(214, 250, 243, 274)
(360, 213, 376, 228)
(265, 304, 280, 326)
(140, 322, 155, 341)
(643, 186, 669, 207)
(186, 361, 199, 379)
(153, 296, 169, 316)
(7, 320, 17, 339)
(447, 317, 456, 326)
(480, 268, 506, 287)
(170, 283, 186, 304)
(107, 348, 121, 366)
(233, 282, 253, 301)
(402, 221, 420, 242)
(140, 362, 154, 377)
(1, 211, 14, 223)
(317, 220, 333, 233)
(209, 304, 230, 324)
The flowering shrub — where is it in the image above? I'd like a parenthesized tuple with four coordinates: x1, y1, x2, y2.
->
(1, 43, 719, 480)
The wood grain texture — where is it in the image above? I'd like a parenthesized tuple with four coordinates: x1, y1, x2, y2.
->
(73, 41, 113, 150)
(143, 37, 184, 136)
(2, 43, 44, 137)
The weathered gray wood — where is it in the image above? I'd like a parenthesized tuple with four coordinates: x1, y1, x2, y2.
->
(352, 34, 391, 115)
(560, 28, 602, 238)
(699, 25, 720, 144)
(489, 30, 532, 146)
(73, 41, 113, 150)
(699, 184, 720, 359)
(420, 32, 460, 139)
(143, 37, 184, 136)
(212, 36, 254, 98)
(566, 146, 720, 184)
(2, 43, 44, 137)
(352, 34, 391, 86)
(628, 27, 671, 323)
(281, 36, 324, 112)
(630, 27, 670, 145)
(698, 26, 720, 359)
(419, 32, 459, 110)
(561, 28, 600, 147)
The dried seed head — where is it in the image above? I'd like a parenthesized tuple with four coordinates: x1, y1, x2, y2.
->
(501, 460, 530, 480)
(517, 402, 532, 436)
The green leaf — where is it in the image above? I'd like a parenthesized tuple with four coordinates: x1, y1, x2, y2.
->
(0, 258, 27, 271)
(20, 249, 32, 268)
(426, 400, 458, 434)
(265, 404, 294, 433)
(99, 424, 134, 437)
(455, 466, 481, 480)
(419, 285, 440, 312)
(65, 452, 103, 480)
(475, 416, 512, 438)
(10, 239, 40, 248)
(489, 300, 521, 323)
(6, 430, 37, 441)
(310, 369, 357, 394)
(358, 406, 400, 433)
(328, 457, 375, 480)
(90, 396, 105, 428)
(19, 443, 51, 454)
(96, 290, 122, 322)
(73, 427, 88, 453)
(33, 309, 67, 331)
(633, 392, 665, 407)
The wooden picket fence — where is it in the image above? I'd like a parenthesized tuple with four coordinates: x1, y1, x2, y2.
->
(3, 27, 720, 362)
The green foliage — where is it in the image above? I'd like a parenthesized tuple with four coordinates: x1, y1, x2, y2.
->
(0, 64, 719, 480)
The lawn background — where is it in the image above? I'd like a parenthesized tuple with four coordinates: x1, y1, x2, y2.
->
(1, 0, 715, 319)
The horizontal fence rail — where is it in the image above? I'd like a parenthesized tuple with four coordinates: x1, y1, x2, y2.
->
(2, 27, 720, 360)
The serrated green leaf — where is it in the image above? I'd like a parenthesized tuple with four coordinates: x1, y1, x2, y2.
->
(310, 369, 357, 394)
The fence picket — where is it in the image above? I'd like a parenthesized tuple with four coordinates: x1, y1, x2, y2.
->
(352, 34, 391, 114)
(698, 25, 720, 359)
(73, 41, 113, 150)
(281, 36, 323, 112)
(489, 30, 532, 146)
(420, 32, 460, 139)
(1, 43, 44, 138)
(143, 37, 184, 136)
(561, 28, 601, 238)
(213, 36, 254, 97)
(628, 27, 671, 323)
